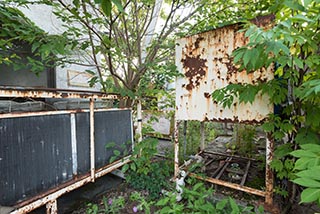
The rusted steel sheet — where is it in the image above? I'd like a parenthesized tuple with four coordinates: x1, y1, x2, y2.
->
(175, 24, 274, 122)
(0, 87, 118, 99)
(189, 173, 266, 197)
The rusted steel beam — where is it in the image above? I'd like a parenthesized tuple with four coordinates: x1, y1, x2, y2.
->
(265, 134, 274, 205)
(190, 173, 266, 197)
(203, 150, 257, 161)
(0, 87, 119, 99)
(212, 157, 231, 178)
(0, 108, 131, 119)
(215, 157, 232, 179)
(90, 98, 95, 182)
(240, 160, 251, 186)
(10, 156, 131, 214)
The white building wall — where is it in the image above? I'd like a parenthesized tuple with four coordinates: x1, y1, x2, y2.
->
(19, 3, 102, 91)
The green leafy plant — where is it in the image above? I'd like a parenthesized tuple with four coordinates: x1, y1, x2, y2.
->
(291, 144, 320, 205)
(129, 191, 154, 214)
(155, 178, 264, 214)
(106, 140, 132, 163)
(122, 138, 173, 199)
(86, 196, 125, 214)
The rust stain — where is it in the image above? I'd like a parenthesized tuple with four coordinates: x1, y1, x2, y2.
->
(182, 55, 207, 91)
(204, 92, 211, 98)
(194, 37, 205, 49)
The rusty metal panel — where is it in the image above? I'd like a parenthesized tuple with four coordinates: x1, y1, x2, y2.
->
(175, 24, 274, 122)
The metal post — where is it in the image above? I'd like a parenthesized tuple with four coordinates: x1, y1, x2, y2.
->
(174, 120, 180, 179)
(70, 113, 78, 175)
(46, 200, 57, 214)
(90, 98, 95, 182)
(137, 99, 142, 143)
(200, 121, 205, 151)
(265, 133, 274, 205)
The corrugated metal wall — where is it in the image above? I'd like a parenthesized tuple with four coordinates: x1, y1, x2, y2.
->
(0, 109, 132, 206)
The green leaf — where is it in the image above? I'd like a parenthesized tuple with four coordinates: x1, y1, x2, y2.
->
(130, 163, 137, 171)
(109, 156, 117, 163)
(121, 164, 129, 172)
(296, 167, 320, 180)
(111, 0, 124, 13)
(106, 142, 116, 149)
(293, 57, 304, 69)
(284, 0, 306, 11)
(216, 199, 228, 210)
(294, 157, 312, 170)
(229, 197, 240, 214)
(300, 144, 320, 153)
(243, 49, 251, 68)
(156, 197, 169, 206)
(113, 150, 121, 156)
(293, 178, 320, 188)
(300, 188, 320, 203)
(274, 143, 293, 158)
(101, 0, 112, 16)
(291, 150, 317, 158)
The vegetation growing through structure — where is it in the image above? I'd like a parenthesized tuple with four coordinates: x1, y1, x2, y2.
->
(1, 0, 320, 212)
(212, 0, 320, 210)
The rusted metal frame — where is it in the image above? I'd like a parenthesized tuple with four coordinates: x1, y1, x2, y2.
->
(46, 200, 57, 214)
(10, 155, 131, 214)
(215, 157, 232, 179)
(174, 119, 181, 179)
(0, 108, 131, 119)
(189, 173, 266, 197)
(212, 157, 232, 178)
(203, 150, 257, 161)
(265, 134, 274, 206)
(90, 98, 95, 182)
(0, 110, 81, 119)
(94, 155, 131, 178)
(0, 87, 119, 99)
(240, 160, 251, 186)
